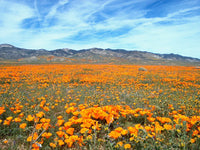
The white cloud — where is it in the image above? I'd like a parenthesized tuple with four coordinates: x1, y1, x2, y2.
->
(0, 0, 34, 44)
(42, 0, 69, 26)
(0, 0, 200, 58)
(0, 1, 34, 25)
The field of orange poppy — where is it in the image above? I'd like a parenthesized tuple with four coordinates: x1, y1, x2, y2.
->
(0, 64, 199, 149)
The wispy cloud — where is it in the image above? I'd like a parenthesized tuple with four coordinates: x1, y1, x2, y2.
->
(0, 0, 34, 45)
(0, 0, 200, 58)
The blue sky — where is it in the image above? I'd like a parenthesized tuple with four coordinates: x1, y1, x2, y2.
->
(0, 0, 200, 58)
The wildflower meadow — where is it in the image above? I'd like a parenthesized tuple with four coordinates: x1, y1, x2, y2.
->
(0, 64, 199, 149)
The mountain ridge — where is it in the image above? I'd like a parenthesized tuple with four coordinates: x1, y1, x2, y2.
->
(0, 44, 200, 65)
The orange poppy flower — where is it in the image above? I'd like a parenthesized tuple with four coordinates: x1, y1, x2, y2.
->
(66, 128, 74, 135)
(80, 128, 89, 134)
(124, 143, 131, 149)
(49, 143, 56, 148)
(19, 123, 27, 129)
(0, 107, 6, 115)
(26, 115, 34, 122)
(56, 131, 65, 138)
(105, 114, 114, 124)
(42, 132, 52, 139)
(164, 124, 172, 130)
(108, 131, 121, 139)
(58, 140, 65, 146)
(116, 141, 123, 147)
(14, 117, 21, 123)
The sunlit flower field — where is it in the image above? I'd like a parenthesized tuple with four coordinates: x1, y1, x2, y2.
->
(0, 64, 199, 149)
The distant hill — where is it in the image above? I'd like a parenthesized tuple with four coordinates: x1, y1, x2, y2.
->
(0, 44, 200, 65)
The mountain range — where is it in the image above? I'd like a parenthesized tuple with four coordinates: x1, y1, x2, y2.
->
(0, 44, 200, 65)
